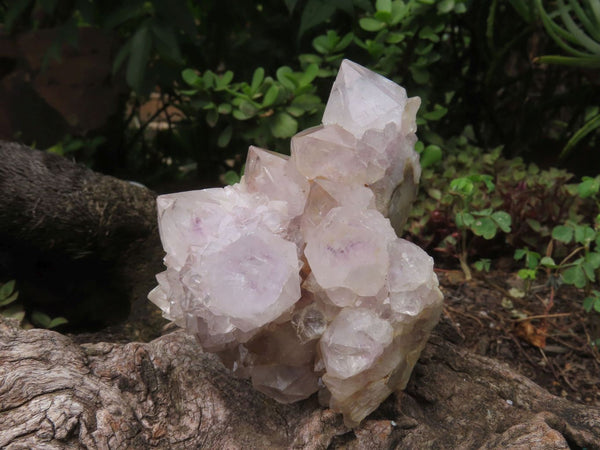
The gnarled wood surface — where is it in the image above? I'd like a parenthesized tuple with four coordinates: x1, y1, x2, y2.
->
(1, 317, 599, 449)
(0, 141, 599, 448)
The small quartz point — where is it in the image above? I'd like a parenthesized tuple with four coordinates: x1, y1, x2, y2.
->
(149, 59, 443, 428)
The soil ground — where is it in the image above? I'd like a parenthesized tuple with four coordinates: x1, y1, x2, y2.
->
(436, 268, 600, 408)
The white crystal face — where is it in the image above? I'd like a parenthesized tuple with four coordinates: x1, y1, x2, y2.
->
(320, 308, 393, 379)
(304, 207, 396, 296)
(243, 146, 309, 218)
(149, 59, 443, 428)
(157, 185, 290, 270)
(323, 59, 409, 138)
(291, 125, 374, 184)
(195, 231, 301, 331)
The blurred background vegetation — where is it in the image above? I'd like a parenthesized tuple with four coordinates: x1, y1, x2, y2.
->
(1, 0, 600, 324)
(1, 0, 598, 184)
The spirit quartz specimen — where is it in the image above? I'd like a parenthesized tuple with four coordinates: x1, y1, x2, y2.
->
(149, 60, 443, 427)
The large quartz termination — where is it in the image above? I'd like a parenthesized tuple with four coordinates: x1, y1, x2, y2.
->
(149, 59, 443, 428)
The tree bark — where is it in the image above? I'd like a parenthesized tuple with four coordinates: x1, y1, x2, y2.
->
(0, 317, 598, 449)
(0, 140, 164, 337)
(0, 142, 599, 448)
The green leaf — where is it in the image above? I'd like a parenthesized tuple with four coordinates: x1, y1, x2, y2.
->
(263, 85, 280, 107)
(578, 176, 600, 198)
(31, 311, 51, 328)
(556, 0, 600, 54)
(491, 211, 512, 233)
(251, 67, 265, 94)
(415, 42, 434, 56)
(526, 219, 541, 232)
(234, 100, 258, 120)
(582, 261, 596, 282)
(206, 109, 218, 127)
(276, 67, 296, 90)
(223, 170, 240, 186)
(562, 265, 587, 288)
(126, 24, 152, 93)
(455, 211, 474, 228)
(422, 104, 448, 121)
(419, 26, 440, 42)
(48, 317, 68, 329)
(217, 126, 233, 148)
(0, 291, 18, 307)
(359, 17, 386, 32)
(479, 174, 495, 192)
(335, 32, 354, 51)
(437, 0, 455, 14)
(313, 34, 332, 54)
(1, 303, 24, 322)
(420, 145, 442, 168)
(218, 103, 232, 114)
(570, 0, 600, 41)
(518, 268, 537, 280)
(527, 252, 541, 269)
(0, 280, 16, 300)
(450, 177, 474, 195)
(471, 217, 498, 239)
(552, 225, 573, 243)
(535, 54, 600, 68)
(386, 32, 405, 44)
(376, 0, 392, 13)
(409, 66, 430, 84)
(583, 296, 595, 312)
(473, 258, 491, 272)
(203, 71, 216, 89)
(298, 63, 319, 87)
(560, 113, 600, 159)
(215, 71, 234, 91)
(427, 188, 442, 200)
(270, 113, 298, 138)
(574, 225, 595, 244)
(454, 2, 467, 13)
(233, 109, 252, 121)
(586, 252, 600, 269)
(286, 106, 305, 117)
(540, 256, 556, 267)
(291, 94, 322, 112)
(514, 249, 527, 260)
(182, 68, 203, 87)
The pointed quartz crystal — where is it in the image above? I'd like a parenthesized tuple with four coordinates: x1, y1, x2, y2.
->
(243, 145, 310, 219)
(149, 59, 444, 429)
(323, 59, 417, 138)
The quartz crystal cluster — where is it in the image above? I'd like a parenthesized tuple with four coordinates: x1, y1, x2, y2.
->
(149, 60, 443, 427)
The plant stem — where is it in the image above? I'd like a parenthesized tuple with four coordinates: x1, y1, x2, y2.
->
(460, 227, 472, 280)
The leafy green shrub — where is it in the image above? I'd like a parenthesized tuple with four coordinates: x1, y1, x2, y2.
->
(176, 63, 324, 175)
(513, 175, 600, 309)
(446, 174, 511, 279)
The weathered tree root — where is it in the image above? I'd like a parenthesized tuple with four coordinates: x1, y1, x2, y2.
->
(1, 317, 598, 449)
(0, 142, 598, 448)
